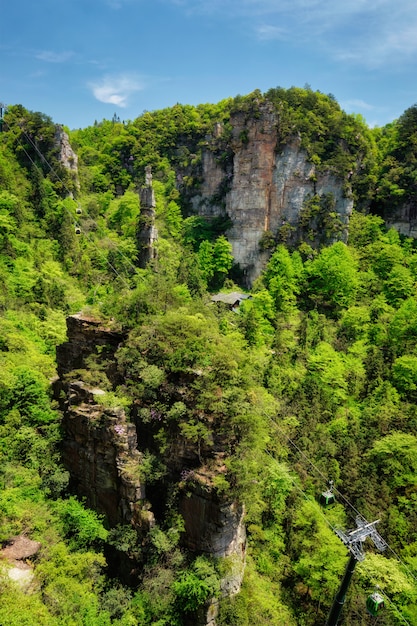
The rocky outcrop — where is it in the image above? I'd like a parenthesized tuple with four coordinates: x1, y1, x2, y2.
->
(55, 312, 125, 383)
(190, 103, 353, 285)
(384, 202, 417, 238)
(1, 535, 41, 592)
(137, 165, 158, 268)
(55, 314, 148, 529)
(62, 382, 147, 528)
(56, 313, 246, 623)
(180, 483, 246, 597)
(54, 125, 80, 191)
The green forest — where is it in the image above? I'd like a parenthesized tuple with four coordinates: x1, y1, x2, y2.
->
(1, 87, 417, 625)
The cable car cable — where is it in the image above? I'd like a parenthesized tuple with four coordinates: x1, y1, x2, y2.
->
(264, 449, 340, 535)
(266, 412, 417, 588)
(6, 117, 416, 625)
(268, 414, 367, 521)
(359, 561, 412, 626)
(12, 129, 134, 290)
(21, 128, 140, 277)
(264, 447, 414, 625)
(15, 124, 140, 282)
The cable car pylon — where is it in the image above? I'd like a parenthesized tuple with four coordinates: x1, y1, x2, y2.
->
(0, 103, 6, 132)
(325, 517, 387, 626)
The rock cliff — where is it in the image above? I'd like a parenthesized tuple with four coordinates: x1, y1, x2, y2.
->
(189, 102, 353, 285)
(54, 124, 80, 191)
(55, 313, 246, 623)
(137, 165, 158, 268)
(54, 314, 147, 529)
(384, 202, 417, 239)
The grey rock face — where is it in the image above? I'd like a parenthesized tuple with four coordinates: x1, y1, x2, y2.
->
(55, 314, 246, 618)
(191, 104, 353, 285)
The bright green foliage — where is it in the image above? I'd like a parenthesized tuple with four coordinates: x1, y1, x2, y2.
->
(388, 297, 417, 356)
(375, 105, 417, 217)
(348, 210, 385, 247)
(306, 341, 349, 405)
(339, 305, 371, 344)
(358, 553, 417, 615)
(367, 432, 417, 488)
(218, 555, 297, 625)
(291, 500, 347, 619)
(383, 264, 415, 305)
(3, 92, 417, 626)
(107, 189, 140, 236)
(173, 557, 220, 613)
(391, 355, 417, 399)
(238, 289, 275, 346)
(197, 239, 215, 283)
(35, 542, 108, 623)
(55, 496, 108, 550)
(304, 242, 359, 312)
(197, 235, 233, 290)
(262, 245, 301, 311)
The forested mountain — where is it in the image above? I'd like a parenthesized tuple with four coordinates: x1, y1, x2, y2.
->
(1, 88, 417, 625)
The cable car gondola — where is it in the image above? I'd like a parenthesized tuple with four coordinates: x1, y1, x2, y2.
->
(366, 591, 384, 617)
(320, 480, 335, 506)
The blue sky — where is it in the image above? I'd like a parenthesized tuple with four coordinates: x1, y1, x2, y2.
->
(2, 0, 417, 130)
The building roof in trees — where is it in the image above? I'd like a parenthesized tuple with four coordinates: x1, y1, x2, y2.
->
(210, 292, 252, 307)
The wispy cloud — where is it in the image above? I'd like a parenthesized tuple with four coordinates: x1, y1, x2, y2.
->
(255, 24, 288, 42)
(89, 73, 144, 107)
(342, 99, 376, 112)
(168, 0, 417, 68)
(36, 50, 75, 63)
(104, 0, 135, 8)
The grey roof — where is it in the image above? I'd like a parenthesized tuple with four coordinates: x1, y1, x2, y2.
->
(210, 292, 251, 305)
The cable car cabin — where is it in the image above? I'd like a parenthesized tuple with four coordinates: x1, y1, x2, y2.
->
(76, 207, 82, 214)
(366, 592, 384, 616)
(75, 227, 81, 235)
(320, 489, 335, 506)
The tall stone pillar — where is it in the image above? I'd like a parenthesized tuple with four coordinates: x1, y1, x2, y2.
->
(137, 165, 158, 268)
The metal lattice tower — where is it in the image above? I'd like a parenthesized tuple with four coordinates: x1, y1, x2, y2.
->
(0, 103, 5, 131)
(325, 517, 387, 626)
(335, 516, 387, 561)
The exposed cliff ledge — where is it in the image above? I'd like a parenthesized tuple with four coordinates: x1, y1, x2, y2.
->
(55, 312, 125, 382)
(62, 381, 147, 529)
(54, 314, 147, 529)
(384, 203, 417, 239)
(55, 314, 246, 622)
(54, 125, 80, 191)
(190, 103, 353, 285)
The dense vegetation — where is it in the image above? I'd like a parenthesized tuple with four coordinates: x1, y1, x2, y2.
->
(1, 87, 417, 625)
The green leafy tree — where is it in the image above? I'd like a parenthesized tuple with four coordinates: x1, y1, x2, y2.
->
(55, 497, 108, 550)
(366, 432, 417, 489)
(197, 235, 233, 291)
(304, 242, 359, 313)
(262, 245, 302, 312)
(173, 556, 220, 613)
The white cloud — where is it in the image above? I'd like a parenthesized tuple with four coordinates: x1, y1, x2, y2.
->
(342, 99, 376, 112)
(168, 0, 417, 67)
(255, 24, 288, 41)
(36, 50, 74, 63)
(89, 73, 144, 107)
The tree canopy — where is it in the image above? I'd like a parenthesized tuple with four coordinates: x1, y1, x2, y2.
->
(1, 89, 417, 625)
